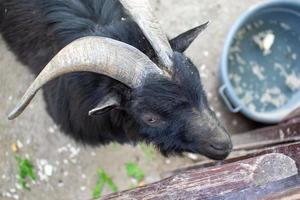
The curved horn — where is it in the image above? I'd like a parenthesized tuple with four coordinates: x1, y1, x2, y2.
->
(8, 36, 164, 120)
(120, 0, 174, 72)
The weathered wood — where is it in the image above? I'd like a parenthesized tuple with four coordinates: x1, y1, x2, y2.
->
(221, 175, 300, 200)
(232, 117, 300, 151)
(284, 108, 300, 122)
(263, 186, 300, 200)
(169, 142, 300, 177)
(231, 141, 300, 169)
(102, 153, 298, 200)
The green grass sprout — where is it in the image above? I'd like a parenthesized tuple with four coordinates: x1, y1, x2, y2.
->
(125, 162, 145, 183)
(15, 156, 36, 191)
(92, 168, 118, 199)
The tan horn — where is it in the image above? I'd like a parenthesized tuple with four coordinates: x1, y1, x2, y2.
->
(119, 0, 174, 72)
(8, 36, 164, 120)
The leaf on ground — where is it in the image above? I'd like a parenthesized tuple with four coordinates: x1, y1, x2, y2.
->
(15, 156, 36, 191)
(92, 168, 118, 199)
(125, 162, 145, 183)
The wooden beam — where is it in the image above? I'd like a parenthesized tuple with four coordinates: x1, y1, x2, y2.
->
(222, 175, 300, 200)
(232, 117, 300, 151)
(263, 186, 300, 200)
(169, 142, 300, 176)
(102, 153, 298, 200)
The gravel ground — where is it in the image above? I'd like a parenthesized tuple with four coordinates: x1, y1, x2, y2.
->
(0, 1, 262, 199)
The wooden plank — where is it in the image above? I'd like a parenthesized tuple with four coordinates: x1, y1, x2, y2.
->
(168, 142, 300, 176)
(232, 117, 300, 151)
(220, 175, 300, 200)
(102, 153, 298, 200)
(263, 187, 300, 200)
(284, 108, 300, 122)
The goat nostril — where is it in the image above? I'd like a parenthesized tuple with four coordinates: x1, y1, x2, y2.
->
(210, 144, 225, 151)
(210, 142, 232, 151)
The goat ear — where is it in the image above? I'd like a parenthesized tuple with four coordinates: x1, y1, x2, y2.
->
(88, 94, 121, 116)
(170, 21, 209, 53)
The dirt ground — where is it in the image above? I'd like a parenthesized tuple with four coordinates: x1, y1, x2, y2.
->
(0, 0, 263, 199)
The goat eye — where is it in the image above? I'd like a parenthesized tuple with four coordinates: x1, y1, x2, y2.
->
(148, 118, 157, 123)
(142, 113, 161, 126)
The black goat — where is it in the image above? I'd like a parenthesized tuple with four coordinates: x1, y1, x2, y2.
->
(1, 0, 232, 160)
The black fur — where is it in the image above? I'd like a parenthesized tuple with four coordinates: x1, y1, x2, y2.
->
(1, 0, 232, 160)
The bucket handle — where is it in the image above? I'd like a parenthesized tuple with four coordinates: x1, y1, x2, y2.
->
(219, 85, 242, 113)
